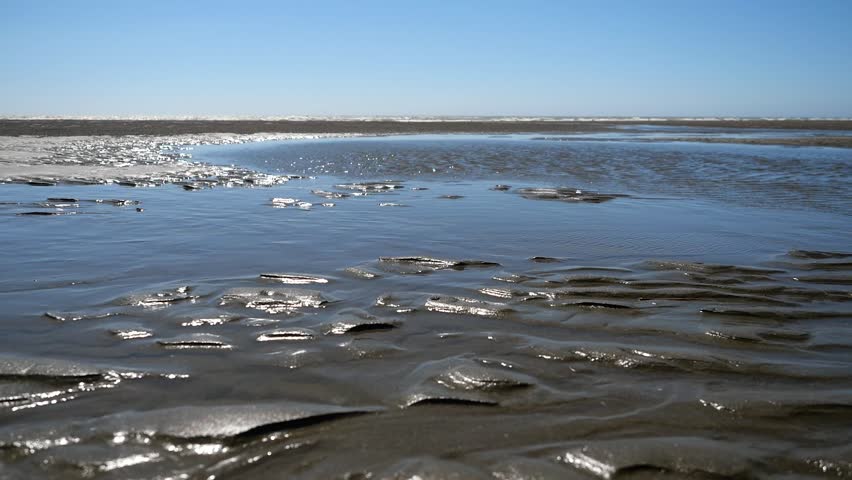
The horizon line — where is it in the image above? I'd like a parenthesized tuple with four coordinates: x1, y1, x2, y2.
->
(2, 115, 852, 122)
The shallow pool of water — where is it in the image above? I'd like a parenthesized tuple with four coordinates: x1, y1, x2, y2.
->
(1, 133, 850, 479)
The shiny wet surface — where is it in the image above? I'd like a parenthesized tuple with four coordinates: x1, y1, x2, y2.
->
(200, 134, 852, 213)
(1, 132, 851, 479)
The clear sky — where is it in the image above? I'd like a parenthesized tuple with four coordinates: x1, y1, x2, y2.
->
(1, 0, 851, 117)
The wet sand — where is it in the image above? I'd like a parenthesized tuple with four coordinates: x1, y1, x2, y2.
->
(1, 130, 851, 479)
(0, 133, 355, 187)
(2, 118, 852, 137)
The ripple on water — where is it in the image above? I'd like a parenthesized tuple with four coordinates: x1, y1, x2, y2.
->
(157, 333, 233, 350)
(0, 356, 143, 412)
(219, 287, 333, 314)
(325, 309, 401, 335)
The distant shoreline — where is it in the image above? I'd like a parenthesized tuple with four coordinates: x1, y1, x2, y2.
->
(2, 118, 852, 137)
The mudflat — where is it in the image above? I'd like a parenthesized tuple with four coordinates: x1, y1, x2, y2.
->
(1, 128, 851, 479)
(2, 118, 852, 137)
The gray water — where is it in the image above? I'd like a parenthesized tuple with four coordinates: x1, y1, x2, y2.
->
(1, 132, 851, 479)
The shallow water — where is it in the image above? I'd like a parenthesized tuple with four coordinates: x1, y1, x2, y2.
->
(1, 132, 851, 479)
(199, 133, 852, 213)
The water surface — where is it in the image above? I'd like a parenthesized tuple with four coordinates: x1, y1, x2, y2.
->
(1, 131, 850, 479)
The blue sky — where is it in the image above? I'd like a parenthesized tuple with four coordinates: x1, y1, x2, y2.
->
(1, 0, 851, 117)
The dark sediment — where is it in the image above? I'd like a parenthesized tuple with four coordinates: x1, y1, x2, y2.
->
(3, 118, 852, 137)
(655, 136, 852, 148)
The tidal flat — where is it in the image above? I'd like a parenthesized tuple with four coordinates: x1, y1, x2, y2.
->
(1, 121, 851, 479)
